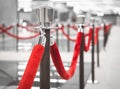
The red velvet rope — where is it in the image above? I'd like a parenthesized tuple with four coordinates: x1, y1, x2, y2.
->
(0, 26, 40, 40)
(68, 24, 78, 31)
(94, 27, 100, 45)
(50, 32, 82, 80)
(59, 25, 76, 42)
(50, 28, 60, 33)
(84, 28, 92, 52)
(59, 24, 91, 42)
(18, 44, 45, 89)
(0, 25, 13, 34)
(104, 24, 112, 34)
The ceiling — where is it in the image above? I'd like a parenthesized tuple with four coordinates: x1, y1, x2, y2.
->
(49, 0, 120, 15)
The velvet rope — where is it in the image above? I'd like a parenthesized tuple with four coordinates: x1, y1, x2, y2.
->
(103, 24, 112, 48)
(50, 28, 60, 33)
(0, 25, 13, 34)
(68, 24, 78, 31)
(84, 28, 92, 52)
(59, 25, 76, 42)
(104, 24, 112, 34)
(94, 27, 100, 45)
(50, 32, 82, 80)
(18, 44, 45, 89)
(51, 24, 78, 34)
(0, 27, 40, 40)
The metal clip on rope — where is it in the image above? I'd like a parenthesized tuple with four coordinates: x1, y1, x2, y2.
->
(78, 24, 84, 32)
(38, 29, 46, 46)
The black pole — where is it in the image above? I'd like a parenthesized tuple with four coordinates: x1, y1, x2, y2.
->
(103, 24, 107, 48)
(97, 30, 100, 67)
(56, 24, 59, 47)
(67, 24, 70, 52)
(16, 25, 19, 51)
(79, 26, 84, 89)
(103, 24, 105, 48)
(91, 24, 95, 83)
(40, 29, 50, 89)
(2, 24, 5, 50)
(16, 0, 19, 52)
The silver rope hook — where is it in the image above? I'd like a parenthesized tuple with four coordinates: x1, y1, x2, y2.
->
(38, 28, 46, 46)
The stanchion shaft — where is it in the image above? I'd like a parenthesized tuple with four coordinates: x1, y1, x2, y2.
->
(91, 24, 95, 83)
(16, 25, 19, 52)
(97, 32, 100, 67)
(79, 26, 84, 89)
(67, 24, 70, 52)
(103, 24, 107, 48)
(40, 29, 50, 89)
(56, 25, 59, 47)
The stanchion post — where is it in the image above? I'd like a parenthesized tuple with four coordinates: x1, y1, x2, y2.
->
(103, 23, 107, 48)
(67, 24, 70, 52)
(40, 28, 50, 89)
(91, 24, 95, 83)
(2, 24, 5, 40)
(56, 24, 59, 47)
(16, 25, 19, 51)
(78, 15, 85, 89)
(37, 7, 54, 89)
(79, 25, 84, 89)
(2, 24, 5, 50)
(97, 29, 100, 67)
(16, 0, 19, 52)
(87, 22, 98, 84)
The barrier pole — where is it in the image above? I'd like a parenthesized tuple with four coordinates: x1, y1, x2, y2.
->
(67, 24, 70, 52)
(103, 24, 107, 48)
(16, 0, 19, 52)
(2, 24, 5, 50)
(91, 24, 95, 83)
(40, 29, 50, 89)
(87, 23, 98, 84)
(56, 24, 59, 47)
(97, 29, 100, 67)
(37, 7, 54, 89)
(16, 25, 19, 51)
(79, 25, 84, 89)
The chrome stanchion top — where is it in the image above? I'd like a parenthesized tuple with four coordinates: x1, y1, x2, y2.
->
(38, 6, 54, 27)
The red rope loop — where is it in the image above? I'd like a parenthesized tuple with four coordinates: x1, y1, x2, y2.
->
(84, 28, 92, 52)
(104, 24, 112, 34)
(50, 32, 82, 80)
(68, 24, 78, 31)
(94, 27, 100, 45)
(0, 26, 40, 40)
(59, 25, 76, 42)
(0, 25, 13, 34)
(18, 44, 45, 89)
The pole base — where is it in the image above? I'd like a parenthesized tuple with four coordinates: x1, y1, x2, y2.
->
(87, 80, 99, 84)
